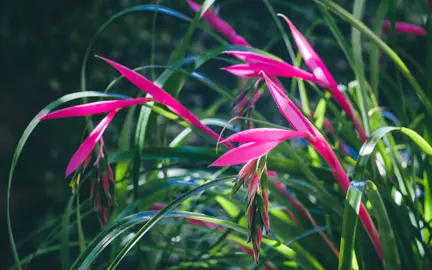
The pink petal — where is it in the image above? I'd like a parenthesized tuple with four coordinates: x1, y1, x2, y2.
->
(262, 76, 383, 259)
(379, 20, 426, 36)
(149, 203, 166, 211)
(261, 72, 311, 133)
(224, 51, 285, 65)
(223, 64, 268, 78)
(186, 0, 249, 46)
(66, 111, 116, 177)
(246, 174, 260, 200)
(238, 159, 257, 180)
(279, 14, 367, 141)
(223, 63, 321, 84)
(224, 51, 325, 85)
(279, 14, 336, 88)
(39, 98, 151, 120)
(98, 57, 231, 147)
(220, 128, 309, 143)
(210, 141, 281, 167)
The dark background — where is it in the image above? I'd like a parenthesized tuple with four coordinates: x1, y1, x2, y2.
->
(1, 0, 424, 268)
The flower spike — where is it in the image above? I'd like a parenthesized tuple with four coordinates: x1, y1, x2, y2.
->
(261, 72, 384, 260)
(66, 111, 116, 177)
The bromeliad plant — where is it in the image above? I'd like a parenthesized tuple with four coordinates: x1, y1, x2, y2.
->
(7, 0, 432, 269)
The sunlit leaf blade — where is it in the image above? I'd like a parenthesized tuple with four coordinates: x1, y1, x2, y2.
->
(338, 180, 400, 270)
(351, 0, 370, 135)
(337, 125, 431, 270)
(70, 176, 323, 269)
(356, 127, 432, 176)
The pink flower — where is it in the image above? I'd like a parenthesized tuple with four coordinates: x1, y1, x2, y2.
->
(98, 57, 233, 148)
(91, 155, 115, 227)
(39, 98, 152, 120)
(260, 72, 384, 260)
(66, 111, 116, 177)
(186, 0, 249, 46)
(279, 14, 367, 142)
(373, 19, 426, 36)
(39, 98, 153, 177)
(223, 51, 325, 86)
(211, 128, 310, 166)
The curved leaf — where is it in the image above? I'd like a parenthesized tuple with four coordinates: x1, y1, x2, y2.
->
(338, 180, 400, 270)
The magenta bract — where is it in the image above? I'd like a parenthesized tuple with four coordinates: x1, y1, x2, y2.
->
(279, 14, 367, 142)
(186, 0, 249, 46)
(376, 20, 427, 36)
(66, 111, 116, 177)
(98, 57, 232, 148)
(220, 128, 309, 144)
(39, 98, 152, 120)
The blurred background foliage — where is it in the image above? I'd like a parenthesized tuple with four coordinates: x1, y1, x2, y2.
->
(1, 0, 429, 268)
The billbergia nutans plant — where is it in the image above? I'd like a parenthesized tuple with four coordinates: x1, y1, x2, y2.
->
(7, 0, 432, 269)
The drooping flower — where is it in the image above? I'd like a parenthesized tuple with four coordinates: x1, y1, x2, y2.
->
(372, 19, 426, 36)
(278, 14, 367, 142)
(66, 111, 116, 177)
(186, 0, 249, 46)
(223, 51, 325, 86)
(211, 128, 311, 166)
(90, 155, 115, 227)
(39, 98, 152, 176)
(39, 98, 152, 120)
(260, 72, 384, 260)
(97, 57, 233, 148)
(211, 128, 312, 263)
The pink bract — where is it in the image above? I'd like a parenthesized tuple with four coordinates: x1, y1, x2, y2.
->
(186, 0, 249, 46)
(98, 56, 233, 148)
(66, 111, 116, 177)
(279, 14, 367, 142)
(220, 128, 309, 144)
(210, 141, 281, 167)
(39, 98, 151, 120)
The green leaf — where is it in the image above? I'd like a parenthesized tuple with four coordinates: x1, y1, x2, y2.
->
(338, 180, 400, 270)
(80, 4, 192, 98)
(427, 15, 432, 100)
(61, 195, 75, 270)
(318, 5, 355, 71)
(109, 146, 336, 182)
(263, 0, 296, 62)
(369, 0, 388, 95)
(162, 0, 215, 97)
(70, 176, 314, 269)
(338, 125, 432, 270)
(356, 127, 432, 176)
(352, 0, 370, 135)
